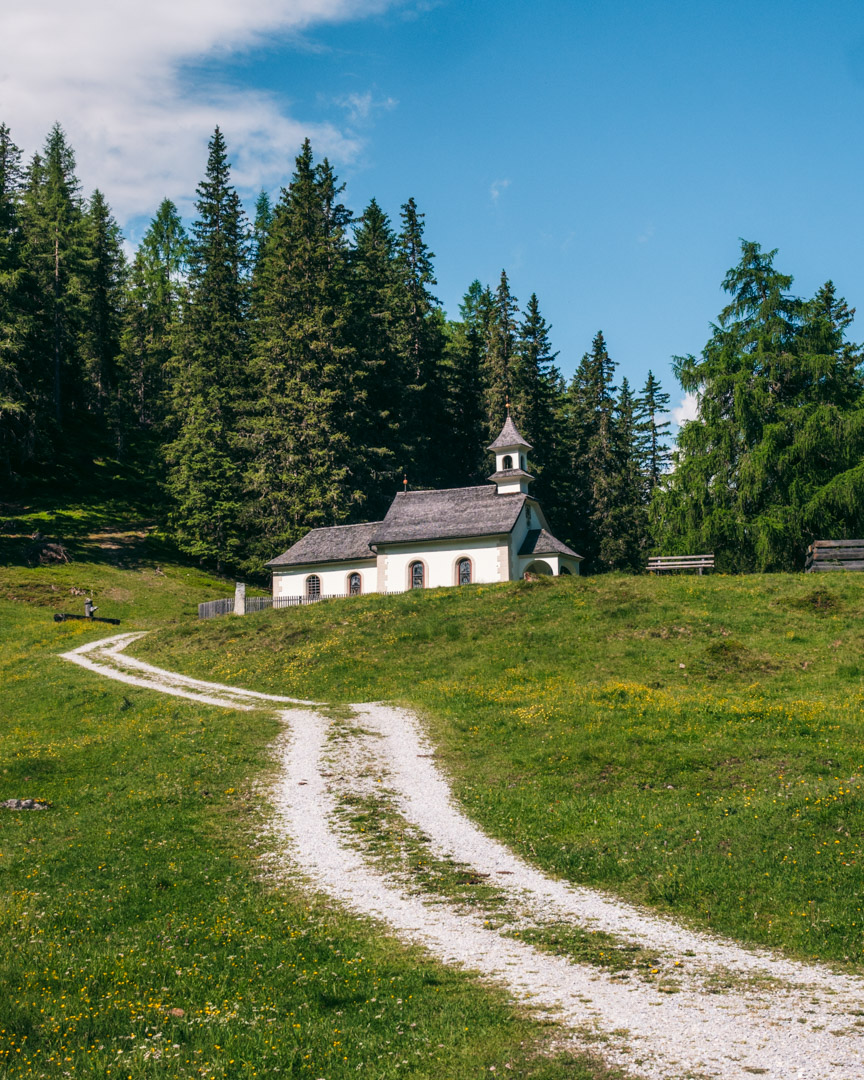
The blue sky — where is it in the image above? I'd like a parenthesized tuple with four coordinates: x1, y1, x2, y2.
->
(3, 0, 864, 421)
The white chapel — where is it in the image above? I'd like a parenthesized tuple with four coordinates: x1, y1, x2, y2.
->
(267, 415, 583, 600)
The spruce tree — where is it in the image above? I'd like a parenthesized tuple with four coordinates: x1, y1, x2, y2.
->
(636, 369, 670, 493)
(164, 128, 249, 572)
(561, 331, 620, 570)
(19, 124, 87, 431)
(120, 199, 188, 430)
(603, 377, 648, 570)
(442, 280, 490, 485)
(80, 189, 126, 419)
(482, 270, 519, 439)
(394, 196, 447, 488)
(247, 140, 362, 564)
(513, 292, 564, 517)
(0, 124, 31, 476)
(350, 198, 402, 514)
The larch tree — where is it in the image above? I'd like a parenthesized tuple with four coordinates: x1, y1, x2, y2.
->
(658, 241, 864, 570)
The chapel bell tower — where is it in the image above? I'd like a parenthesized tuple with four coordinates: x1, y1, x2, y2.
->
(488, 409, 534, 495)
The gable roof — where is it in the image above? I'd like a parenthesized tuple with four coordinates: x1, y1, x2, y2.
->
(518, 528, 583, 561)
(487, 415, 533, 451)
(370, 485, 526, 546)
(266, 521, 382, 568)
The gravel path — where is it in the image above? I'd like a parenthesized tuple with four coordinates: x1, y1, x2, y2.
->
(62, 633, 864, 1080)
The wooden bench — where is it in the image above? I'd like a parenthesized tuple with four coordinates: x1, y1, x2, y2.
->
(805, 540, 864, 573)
(647, 554, 715, 575)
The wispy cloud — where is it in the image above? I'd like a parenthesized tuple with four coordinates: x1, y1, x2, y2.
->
(490, 178, 511, 202)
(0, 0, 402, 224)
(672, 391, 699, 427)
(637, 223, 655, 244)
(335, 90, 399, 124)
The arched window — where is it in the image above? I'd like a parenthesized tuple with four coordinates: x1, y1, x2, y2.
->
(559, 565, 572, 576)
(457, 558, 472, 585)
(348, 572, 362, 596)
(521, 454, 526, 470)
(502, 454, 513, 470)
(306, 574, 321, 600)
(410, 561, 425, 589)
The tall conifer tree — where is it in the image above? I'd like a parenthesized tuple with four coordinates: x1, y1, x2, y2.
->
(19, 124, 87, 429)
(394, 196, 446, 487)
(659, 241, 864, 570)
(0, 124, 31, 476)
(80, 189, 126, 418)
(120, 199, 188, 430)
(164, 128, 249, 571)
(482, 270, 519, 439)
(636, 369, 670, 493)
(350, 197, 402, 514)
(247, 140, 363, 563)
(513, 292, 564, 517)
(442, 279, 490, 485)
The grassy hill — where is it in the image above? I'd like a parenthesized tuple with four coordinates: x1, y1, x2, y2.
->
(0, 504, 612, 1080)
(132, 571, 864, 969)
(4, 488, 864, 1077)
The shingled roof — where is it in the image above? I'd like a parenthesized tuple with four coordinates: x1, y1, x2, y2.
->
(266, 521, 381, 568)
(518, 528, 583, 561)
(487, 415, 533, 451)
(370, 485, 526, 546)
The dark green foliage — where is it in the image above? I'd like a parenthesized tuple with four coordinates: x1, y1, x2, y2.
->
(119, 199, 188, 431)
(164, 128, 249, 572)
(442, 280, 490, 485)
(513, 292, 565, 516)
(349, 198, 404, 514)
(246, 140, 364, 566)
(80, 189, 126, 419)
(482, 270, 520, 440)
(636, 369, 670, 493)
(657, 241, 864, 571)
(0, 124, 31, 476)
(9, 124, 863, 580)
(394, 196, 447, 488)
(19, 124, 88, 429)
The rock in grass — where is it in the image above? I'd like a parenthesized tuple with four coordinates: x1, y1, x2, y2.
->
(1, 798, 50, 810)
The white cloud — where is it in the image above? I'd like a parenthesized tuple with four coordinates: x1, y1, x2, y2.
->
(637, 223, 655, 244)
(490, 178, 510, 202)
(672, 391, 699, 427)
(0, 0, 402, 225)
(335, 90, 398, 124)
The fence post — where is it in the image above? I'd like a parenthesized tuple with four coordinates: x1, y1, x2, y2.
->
(234, 582, 246, 616)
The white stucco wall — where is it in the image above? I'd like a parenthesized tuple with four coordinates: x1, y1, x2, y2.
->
(508, 500, 548, 579)
(273, 560, 377, 599)
(377, 535, 507, 592)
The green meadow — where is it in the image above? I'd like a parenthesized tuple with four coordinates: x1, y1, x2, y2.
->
(0, 506, 610, 1080)
(134, 571, 864, 969)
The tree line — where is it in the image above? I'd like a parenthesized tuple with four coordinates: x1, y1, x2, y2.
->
(2, 124, 862, 575)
